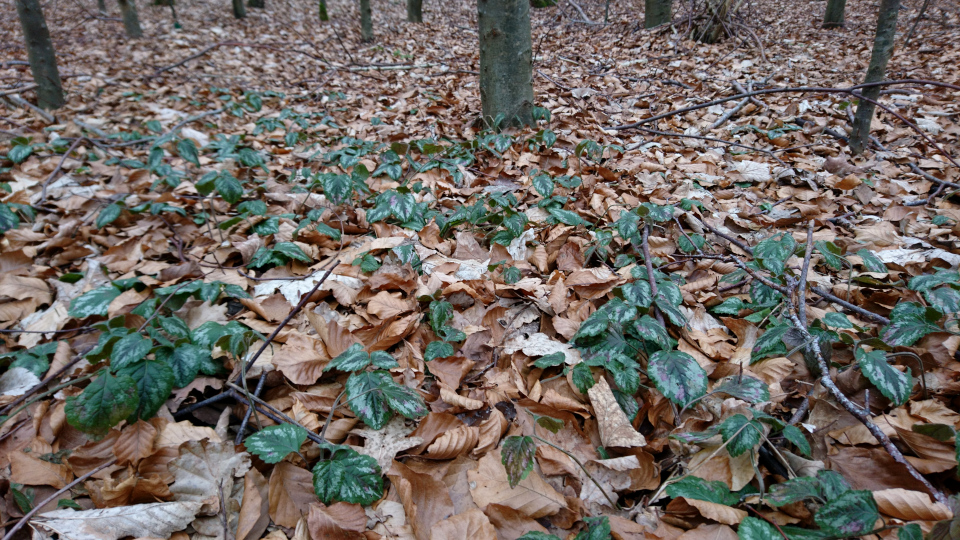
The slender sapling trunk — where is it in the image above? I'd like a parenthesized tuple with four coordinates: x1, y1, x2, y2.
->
(644, 0, 671, 28)
(360, 0, 372, 41)
(233, 0, 246, 18)
(117, 0, 143, 37)
(823, 0, 847, 28)
(849, 0, 900, 154)
(15, 0, 65, 109)
(407, 0, 422, 22)
(478, 0, 534, 128)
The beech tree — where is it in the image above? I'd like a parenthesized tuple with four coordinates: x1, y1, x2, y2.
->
(249, 0, 264, 8)
(15, 0, 64, 109)
(823, 0, 847, 28)
(849, 0, 900, 154)
(118, 0, 143, 38)
(233, 0, 246, 18)
(360, 0, 372, 41)
(407, 0, 422, 22)
(645, 0, 671, 28)
(477, 0, 534, 128)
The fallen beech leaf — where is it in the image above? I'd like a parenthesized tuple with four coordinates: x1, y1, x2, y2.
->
(388, 460, 455, 540)
(873, 488, 953, 521)
(268, 461, 316, 528)
(425, 424, 479, 460)
(307, 502, 367, 540)
(429, 507, 497, 540)
(588, 377, 646, 448)
(467, 449, 566, 519)
(113, 420, 157, 466)
(237, 467, 270, 540)
(353, 416, 424, 471)
(101, 469, 172, 506)
(169, 439, 251, 514)
(31, 501, 202, 540)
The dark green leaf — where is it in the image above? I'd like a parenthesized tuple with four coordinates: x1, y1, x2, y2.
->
(815, 240, 845, 271)
(767, 476, 822, 506)
(535, 415, 564, 434)
(909, 269, 959, 292)
(177, 139, 200, 167)
(68, 285, 122, 318)
(8, 144, 33, 164)
(245, 424, 308, 463)
(856, 348, 912, 406)
(752, 324, 790, 361)
(312, 446, 384, 505)
(168, 344, 207, 387)
(326, 343, 370, 372)
(814, 490, 879, 537)
(634, 315, 670, 350)
(719, 414, 762, 457)
(115, 358, 175, 421)
(737, 516, 781, 540)
(215, 173, 244, 204)
(571, 362, 595, 393)
(380, 380, 428, 420)
(273, 242, 312, 263)
(925, 286, 960, 314)
(501, 436, 536, 488)
(574, 516, 611, 540)
(621, 281, 652, 308)
(110, 333, 152, 370)
(898, 523, 922, 540)
(857, 249, 888, 273)
(713, 376, 770, 403)
(547, 207, 584, 226)
(369, 351, 399, 369)
(534, 352, 566, 369)
(96, 204, 123, 228)
(65, 370, 138, 437)
(678, 234, 705, 254)
(817, 470, 851, 500)
(424, 341, 455, 362)
(345, 371, 391, 429)
(647, 350, 707, 406)
(518, 533, 561, 540)
(666, 476, 738, 506)
(781, 424, 811, 457)
(911, 423, 956, 442)
(754, 234, 796, 276)
(0, 204, 20, 233)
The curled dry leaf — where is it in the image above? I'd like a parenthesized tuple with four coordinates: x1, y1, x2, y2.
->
(473, 408, 508, 457)
(168, 439, 251, 514)
(237, 467, 270, 540)
(439, 383, 484, 410)
(388, 460, 456, 540)
(429, 507, 498, 540)
(587, 377, 646, 448)
(100, 469, 172, 506)
(467, 449, 566, 520)
(872, 488, 953, 521)
(425, 424, 479, 460)
(307, 502, 367, 540)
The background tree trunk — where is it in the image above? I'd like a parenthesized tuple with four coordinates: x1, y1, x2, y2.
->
(849, 0, 900, 154)
(478, 0, 534, 128)
(360, 0, 372, 41)
(15, 0, 64, 109)
(407, 0, 422, 22)
(233, 0, 246, 18)
(248, 0, 264, 8)
(822, 0, 847, 28)
(117, 0, 143, 37)
(97, 0, 106, 14)
(319, 0, 329, 20)
(644, 0, 671, 28)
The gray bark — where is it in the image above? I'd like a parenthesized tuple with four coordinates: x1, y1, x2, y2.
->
(478, 0, 534, 128)
(232, 0, 246, 18)
(15, 0, 64, 109)
(360, 0, 372, 41)
(319, 0, 329, 20)
(118, 0, 143, 37)
(644, 0, 671, 28)
(97, 0, 106, 14)
(822, 0, 847, 28)
(850, 0, 900, 155)
(407, 0, 422, 22)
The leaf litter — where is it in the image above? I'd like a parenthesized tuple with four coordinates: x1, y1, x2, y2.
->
(1, 0, 960, 538)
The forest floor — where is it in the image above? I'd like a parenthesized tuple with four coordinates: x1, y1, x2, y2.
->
(1, 0, 960, 538)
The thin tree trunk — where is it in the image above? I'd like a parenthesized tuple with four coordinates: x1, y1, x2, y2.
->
(233, 0, 246, 18)
(478, 0, 534, 128)
(15, 0, 64, 110)
(248, 0, 264, 7)
(97, 0, 106, 14)
(903, 0, 932, 46)
(850, 0, 900, 154)
(360, 0, 372, 41)
(822, 0, 847, 28)
(319, 0, 329, 20)
(407, 0, 422, 22)
(644, 0, 671, 28)
(117, 0, 143, 37)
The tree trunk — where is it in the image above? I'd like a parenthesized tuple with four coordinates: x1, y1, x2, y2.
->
(849, 0, 900, 155)
(15, 0, 64, 110)
(360, 0, 372, 41)
(117, 0, 143, 37)
(478, 0, 534, 129)
(407, 0, 422, 22)
(97, 0, 106, 14)
(319, 0, 329, 20)
(233, 0, 246, 18)
(822, 0, 847, 28)
(248, 0, 264, 7)
(644, 0, 671, 28)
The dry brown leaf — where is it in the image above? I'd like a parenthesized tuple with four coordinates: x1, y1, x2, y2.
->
(467, 449, 566, 520)
(269, 461, 318, 529)
(483, 503, 550, 540)
(388, 460, 455, 540)
(439, 383, 484, 410)
(473, 408, 508, 457)
(425, 424, 479, 460)
(113, 420, 157, 466)
(101, 469, 172, 506)
(272, 332, 330, 385)
(683, 498, 748, 525)
(587, 377, 646, 448)
(307, 502, 366, 540)
(237, 467, 270, 540)
(10, 449, 73, 488)
(353, 416, 423, 471)
(873, 488, 953, 521)
(429, 508, 498, 540)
